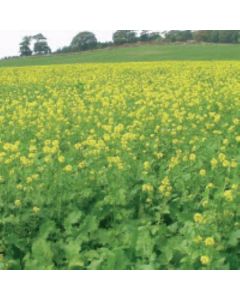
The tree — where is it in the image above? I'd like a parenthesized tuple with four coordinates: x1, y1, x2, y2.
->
(140, 31, 161, 42)
(218, 30, 239, 43)
(192, 30, 240, 43)
(192, 31, 210, 42)
(148, 31, 161, 41)
(19, 36, 32, 56)
(32, 33, 51, 55)
(55, 46, 72, 54)
(97, 41, 113, 49)
(113, 30, 137, 45)
(70, 31, 97, 51)
(165, 31, 193, 42)
(140, 30, 151, 41)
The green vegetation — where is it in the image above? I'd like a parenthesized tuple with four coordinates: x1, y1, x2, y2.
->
(1, 61, 240, 269)
(1, 43, 240, 68)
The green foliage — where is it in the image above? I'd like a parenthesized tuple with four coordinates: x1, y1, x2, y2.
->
(113, 30, 137, 45)
(32, 33, 51, 55)
(1, 62, 240, 269)
(165, 30, 193, 42)
(33, 41, 51, 55)
(19, 36, 32, 57)
(193, 30, 240, 43)
(140, 31, 161, 42)
(70, 31, 98, 51)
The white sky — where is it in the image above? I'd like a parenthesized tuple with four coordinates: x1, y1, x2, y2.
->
(0, 30, 115, 58)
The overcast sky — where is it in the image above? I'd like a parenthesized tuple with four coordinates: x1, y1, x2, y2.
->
(0, 30, 115, 58)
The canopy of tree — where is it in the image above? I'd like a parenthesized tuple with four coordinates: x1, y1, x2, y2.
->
(70, 32, 97, 51)
(19, 33, 51, 56)
(193, 30, 240, 43)
(113, 30, 137, 45)
(19, 36, 32, 56)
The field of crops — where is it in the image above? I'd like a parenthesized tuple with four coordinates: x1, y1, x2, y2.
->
(1, 43, 240, 68)
(1, 61, 240, 270)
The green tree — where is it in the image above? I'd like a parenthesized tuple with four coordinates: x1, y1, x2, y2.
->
(140, 31, 161, 42)
(193, 30, 240, 43)
(148, 31, 161, 41)
(140, 30, 150, 41)
(218, 31, 239, 43)
(113, 30, 137, 45)
(19, 36, 32, 56)
(193, 31, 211, 42)
(165, 31, 193, 42)
(70, 32, 97, 51)
(33, 33, 51, 55)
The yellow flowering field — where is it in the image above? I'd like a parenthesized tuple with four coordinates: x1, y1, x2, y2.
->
(1, 62, 240, 269)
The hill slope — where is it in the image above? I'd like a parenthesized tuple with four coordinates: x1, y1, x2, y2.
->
(1, 43, 240, 67)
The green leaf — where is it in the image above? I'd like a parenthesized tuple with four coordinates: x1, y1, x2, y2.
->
(64, 211, 82, 231)
(64, 240, 84, 269)
(24, 239, 54, 270)
(228, 230, 240, 247)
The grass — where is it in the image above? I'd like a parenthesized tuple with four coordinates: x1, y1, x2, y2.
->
(1, 43, 240, 67)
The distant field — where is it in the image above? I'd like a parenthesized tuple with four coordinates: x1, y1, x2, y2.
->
(1, 43, 240, 67)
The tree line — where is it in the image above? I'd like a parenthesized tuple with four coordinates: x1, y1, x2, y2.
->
(19, 33, 51, 56)
(19, 30, 240, 56)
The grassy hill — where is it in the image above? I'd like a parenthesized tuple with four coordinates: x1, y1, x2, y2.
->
(1, 43, 240, 67)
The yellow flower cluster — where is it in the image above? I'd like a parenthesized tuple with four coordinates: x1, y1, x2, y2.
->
(159, 177, 172, 198)
(194, 213, 203, 223)
(142, 183, 154, 193)
(200, 255, 210, 265)
(0, 61, 240, 269)
(224, 190, 233, 202)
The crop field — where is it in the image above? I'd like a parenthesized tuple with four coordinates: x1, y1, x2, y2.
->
(1, 43, 240, 68)
(1, 61, 240, 270)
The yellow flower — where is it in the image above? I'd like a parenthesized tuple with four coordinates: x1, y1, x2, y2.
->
(210, 158, 218, 168)
(32, 206, 40, 214)
(223, 139, 229, 145)
(235, 136, 240, 142)
(200, 255, 210, 265)
(194, 213, 203, 223)
(189, 153, 196, 161)
(218, 153, 226, 162)
(204, 237, 215, 247)
(231, 160, 237, 168)
(224, 190, 233, 202)
(142, 183, 154, 193)
(202, 200, 208, 208)
(233, 118, 239, 125)
(64, 165, 73, 172)
(222, 160, 229, 167)
(32, 174, 39, 180)
(78, 161, 86, 169)
(143, 161, 151, 171)
(26, 177, 33, 184)
(44, 155, 52, 163)
(15, 199, 22, 208)
(207, 183, 214, 189)
(159, 176, 172, 198)
(58, 155, 65, 163)
(16, 184, 23, 190)
(155, 152, 163, 159)
(199, 169, 206, 177)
